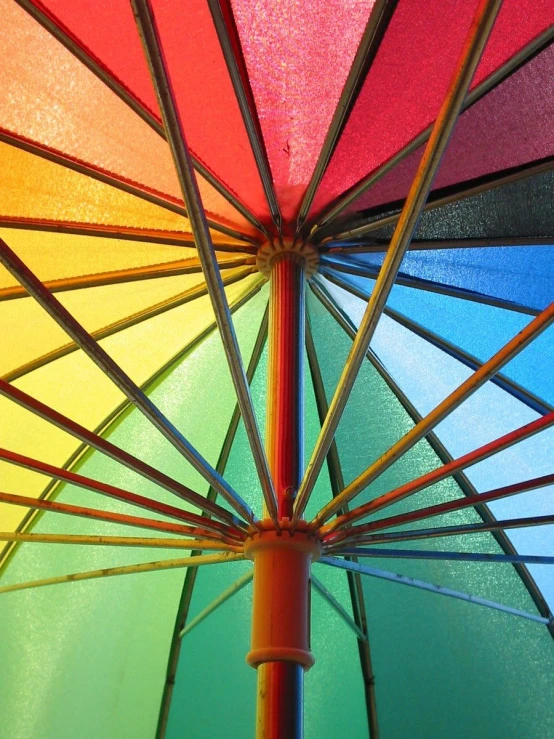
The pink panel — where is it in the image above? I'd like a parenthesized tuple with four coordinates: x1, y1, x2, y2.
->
(347, 42, 554, 213)
(311, 0, 554, 219)
(31, 0, 269, 223)
(230, 0, 375, 222)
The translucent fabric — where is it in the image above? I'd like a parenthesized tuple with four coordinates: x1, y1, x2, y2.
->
(0, 294, 268, 739)
(0, 278, 264, 539)
(346, 42, 554, 213)
(325, 245, 554, 312)
(1, 0, 250, 232)
(230, 0, 375, 221)
(27, 0, 270, 223)
(311, 0, 554, 217)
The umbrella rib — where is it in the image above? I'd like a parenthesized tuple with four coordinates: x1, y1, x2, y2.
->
(318, 268, 550, 413)
(308, 276, 502, 504)
(0, 378, 248, 532)
(0, 552, 244, 595)
(321, 237, 554, 255)
(383, 307, 552, 413)
(310, 575, 367, 641)
(0, 278, 264, 570)
(13, 0, 268, 240)
(0, 447, 245, 537)
(207, 0, 280, 234)
(320, 260, 540, 316)
(132, 0, 278, 526)
(323, 155, 554, 243)
(155, 305, 268, 739)
(2, 266, 255, 383)
(314, 300, 554, 527)
(0, 255, 254, 301)
(0, 238, 258, 527)
(295, 0, 398, 234)
(312, 26, 554, 233)
(0, 532, 242, 552)
(305, 314, 379, 739)
(324, 415, 554, 536)
(328, 513, 554, 548)
(318, 557, 553, 626)
(327, 549, 554, 566)
(0, 128, 258, 244)
(308, 280, 554, 635)
(0, 491, 237, 542)
(357, 477, 554, 538)
(179, 569, 254, 638)
(0, 217, 259, 252)
(292, 0, 503, 525)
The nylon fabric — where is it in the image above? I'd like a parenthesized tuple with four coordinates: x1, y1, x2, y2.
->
(0, 294, 267, 739)
(0, 141, 193, 234)
(0, 272, 207, 377)
(20, 0, 265, 227)
(0, 229, 198, 289)
(348, 42, 554, 213)
(0, 280, 266, 538)
(1, 0, 249, 231)
(148, 0, 270, 224)
(165, 346, 366, 737)
(307, 290, 554, 737)
(229, 0, 375, 221)
(384, 285, 554, 407)
(311, 0, 554, 218)
(321, 281, 554, 608)
(365, 168, 554, 244)
(327, 245, 554, 312)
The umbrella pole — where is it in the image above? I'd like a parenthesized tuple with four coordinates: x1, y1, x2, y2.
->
(247, 246, 316, 738)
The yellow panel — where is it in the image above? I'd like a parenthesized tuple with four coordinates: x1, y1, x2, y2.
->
(0, 141, 242, 243)
(0, 229, 197, 289)
(0, 0, 253, 233)
(0, 272, 208, 377)
(0, 276, 264, 534)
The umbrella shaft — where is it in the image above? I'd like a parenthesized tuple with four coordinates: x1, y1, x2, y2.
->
(256, 662, 303, 739)
(266, 251, 305, 518)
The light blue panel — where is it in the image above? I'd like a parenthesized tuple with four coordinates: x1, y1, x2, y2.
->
(324, 279, 554, 610)
(324, 270, 554, 407)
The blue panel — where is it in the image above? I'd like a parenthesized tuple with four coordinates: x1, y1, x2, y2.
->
(323, 278, 554, 611)
(326, 243, 554, 311)
(322, 269, 554, 406)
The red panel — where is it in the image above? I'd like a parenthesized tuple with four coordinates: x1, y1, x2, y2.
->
(230, 0, 375, 222)
(346, 42, 554, 213)
(310, 0, 554, 219)
(30, 0, 269, 223)
(32, 0, 158, 115)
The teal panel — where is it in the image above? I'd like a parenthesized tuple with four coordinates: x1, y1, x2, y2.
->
(166, 339, 366, 738)
(308, 291, 554, 738)
(0, 290, 268, 739)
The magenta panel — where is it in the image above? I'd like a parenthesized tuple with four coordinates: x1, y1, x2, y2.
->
(347, 42, 554, 213)
(230, 0, 375, 222)
(311, 0, 554, 219)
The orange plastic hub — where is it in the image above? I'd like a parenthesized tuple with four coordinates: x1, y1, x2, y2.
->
(245, 520, 321, 670)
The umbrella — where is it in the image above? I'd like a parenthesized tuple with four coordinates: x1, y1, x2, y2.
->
(0, 0, 553, 736)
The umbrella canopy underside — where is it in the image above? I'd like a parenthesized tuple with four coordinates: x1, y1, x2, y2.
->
(0, 1, 553, 738)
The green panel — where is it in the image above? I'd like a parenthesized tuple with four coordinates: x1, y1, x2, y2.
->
(0, 290, 268, 739)
(308, 292, 554, 738)
(166, 342, 366, 738)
